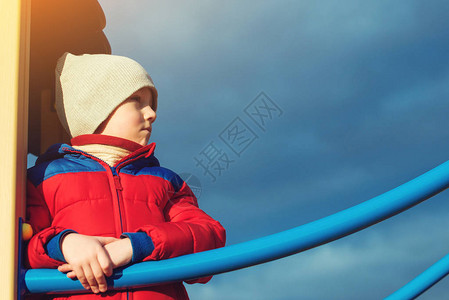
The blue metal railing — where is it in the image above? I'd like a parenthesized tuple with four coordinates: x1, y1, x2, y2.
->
(386, 252, 449, 299)
(22, 159, 449, 298)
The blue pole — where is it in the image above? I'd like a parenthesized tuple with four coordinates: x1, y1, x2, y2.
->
(386, 253, 449, 300)
(24, 159, 449, 294)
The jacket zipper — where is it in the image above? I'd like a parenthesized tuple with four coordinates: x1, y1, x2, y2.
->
(112, 167, 124, 233)
(112, 169, 130, 300)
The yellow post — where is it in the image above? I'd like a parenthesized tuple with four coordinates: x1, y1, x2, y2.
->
(0, 0, 30, 298)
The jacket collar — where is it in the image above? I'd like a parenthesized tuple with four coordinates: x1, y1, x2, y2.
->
(71, 134, 144, 152)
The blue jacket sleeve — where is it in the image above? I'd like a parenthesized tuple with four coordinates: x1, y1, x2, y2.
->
(121, 232, 154, 263)
(45, 229, 77, 262)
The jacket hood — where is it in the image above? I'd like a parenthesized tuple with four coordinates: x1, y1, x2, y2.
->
(35, 143, 70, 165)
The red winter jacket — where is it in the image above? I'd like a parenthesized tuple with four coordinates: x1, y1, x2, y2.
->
(26, 135, 226, 300)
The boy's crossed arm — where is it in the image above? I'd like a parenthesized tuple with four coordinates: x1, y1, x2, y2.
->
(57, 233, 133, 294)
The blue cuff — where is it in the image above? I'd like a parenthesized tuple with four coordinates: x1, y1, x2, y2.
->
(45, 230, 77, 262)
(120, 232, 154, 263)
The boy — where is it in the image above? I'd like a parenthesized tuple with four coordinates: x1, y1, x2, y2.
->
(26, 52, 226, 300)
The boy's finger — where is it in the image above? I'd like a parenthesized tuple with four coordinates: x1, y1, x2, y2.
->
(90, 260, 107, 293)
(82, 265, 100, 294)
(58, 264, 73, 273)
(96, 236, 119, 245)
(97, 249, 113, 277)
(66, 271, 76, 279)
(73, 266, 90, 291)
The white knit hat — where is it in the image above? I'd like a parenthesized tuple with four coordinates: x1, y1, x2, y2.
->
(55, 52, 158, 138)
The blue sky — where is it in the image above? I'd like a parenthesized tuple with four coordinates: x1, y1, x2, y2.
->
(32, 1, 449, 298)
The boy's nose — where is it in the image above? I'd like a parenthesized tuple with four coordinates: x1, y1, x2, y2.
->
(143, 106, 157, 123)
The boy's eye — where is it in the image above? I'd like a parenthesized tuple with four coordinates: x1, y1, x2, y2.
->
(130, 96, 144, 107)
(129, 94, 152, 109)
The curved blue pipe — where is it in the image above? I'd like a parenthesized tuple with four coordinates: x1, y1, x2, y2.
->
(24, 159, 449, 294)
(386, 252, 449, 299)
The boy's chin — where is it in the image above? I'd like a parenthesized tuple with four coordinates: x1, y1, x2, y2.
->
(141, 136, 151, 146)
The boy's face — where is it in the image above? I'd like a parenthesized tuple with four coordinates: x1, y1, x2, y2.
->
(96, 87, 156, 146)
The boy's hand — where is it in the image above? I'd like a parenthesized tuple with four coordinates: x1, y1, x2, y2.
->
(58, 233, 118, 293)
(104, 238, 133, 269)
(63, 238, 133, 272)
